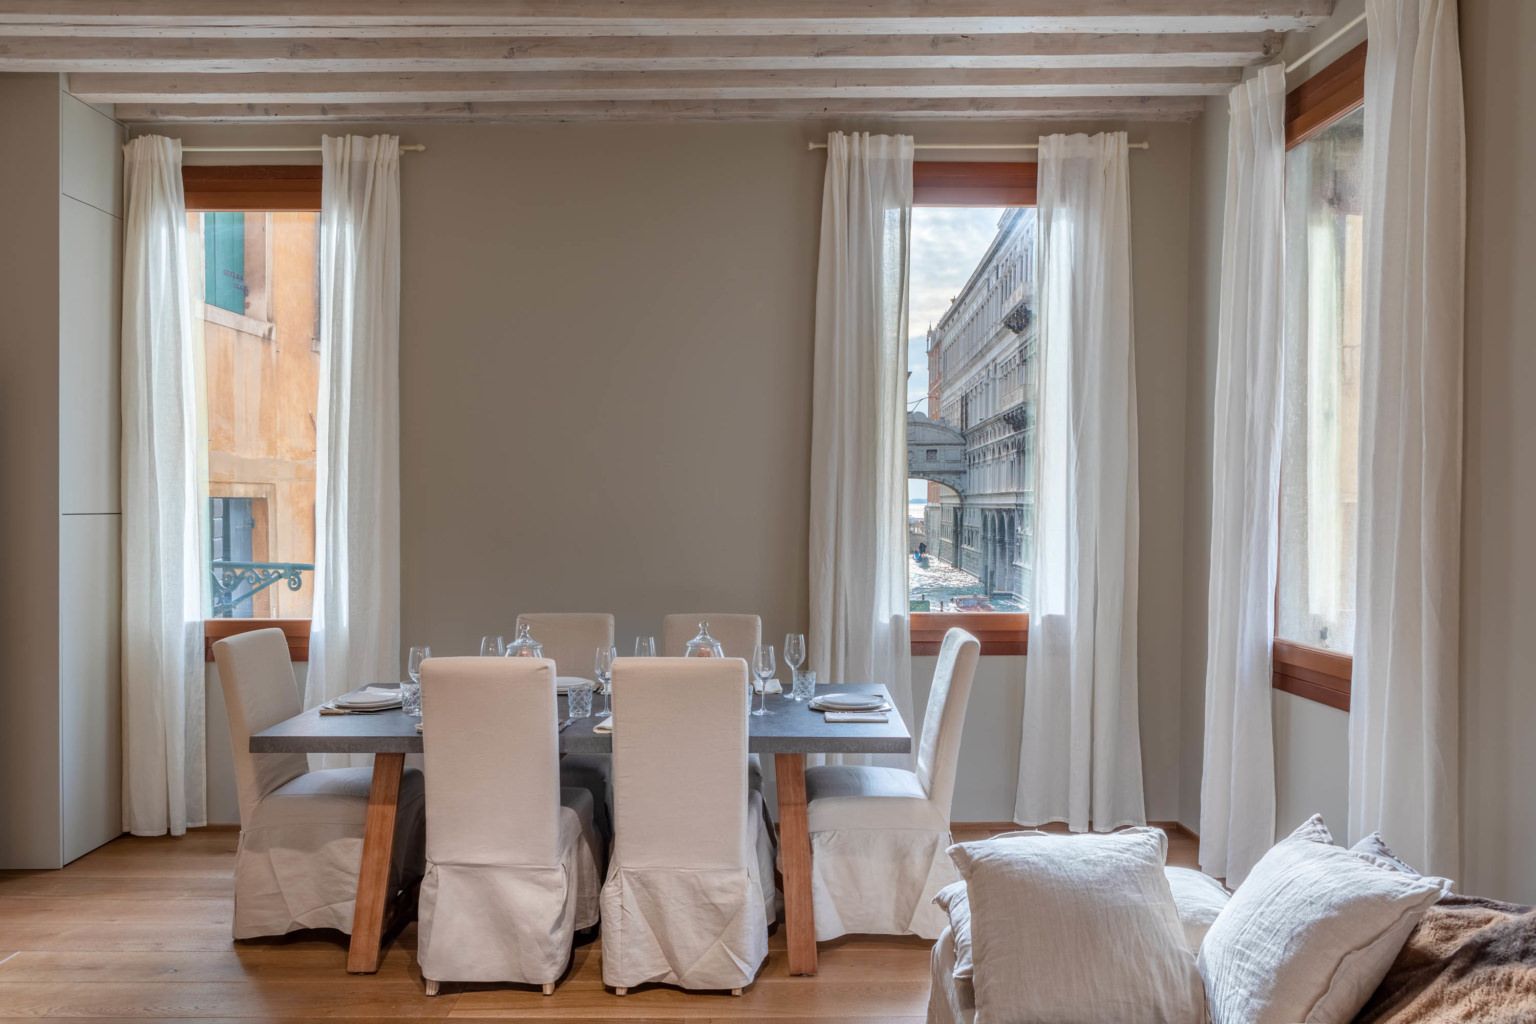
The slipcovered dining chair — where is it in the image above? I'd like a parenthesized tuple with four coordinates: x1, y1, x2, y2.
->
(416, 657, 602, 997)
(660, 612, 766, 792)
(516, 612, 615, 840)
(213, 628, 426, 940)
(804, 627, 980, 940)
(600, 657, 776, 995)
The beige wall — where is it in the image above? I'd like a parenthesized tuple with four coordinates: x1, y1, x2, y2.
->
(1182, 0, 1536, 903)
(159, 115, 1195, 825)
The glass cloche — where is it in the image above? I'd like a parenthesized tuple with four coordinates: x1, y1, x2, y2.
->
(504, 622, 543, 658)
(683, 621, 725, 658)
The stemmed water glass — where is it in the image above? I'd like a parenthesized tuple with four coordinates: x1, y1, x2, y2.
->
(784, 633, 806, 699)
(750, 644, 776, 717)
(405, 645, 430, 717)
(634, 636, 656, 657)
(480, 635, 505, 657)
(595, 645, 617, 718)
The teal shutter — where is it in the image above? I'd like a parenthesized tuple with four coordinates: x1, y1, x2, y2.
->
(205, 212, 247, 315)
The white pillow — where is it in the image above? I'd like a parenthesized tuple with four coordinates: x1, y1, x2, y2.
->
(948, 827, 1204, 1024)
(934, 880, 973, 978)
(1164, 866, 1230, 951)
(1349, 832, 1422, 876)
(1198, 816, 1450, 1024)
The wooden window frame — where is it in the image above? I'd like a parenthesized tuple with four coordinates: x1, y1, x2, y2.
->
(910, 161, 1035, 655)
(189, 167, 321, 655)
(205, 618, 311, 663)
(1271, 43, 1366, 709)
(182, 165, 322, 213)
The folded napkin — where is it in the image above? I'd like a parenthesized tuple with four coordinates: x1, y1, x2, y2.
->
(593, 717, 614, 734)
(824, 711, 889, 723)
(752, 677, 783, 694)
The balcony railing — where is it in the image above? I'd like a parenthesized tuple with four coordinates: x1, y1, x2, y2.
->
(211, 560, 313, 618)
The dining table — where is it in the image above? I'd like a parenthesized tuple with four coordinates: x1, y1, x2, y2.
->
(249, 681, 911, 977)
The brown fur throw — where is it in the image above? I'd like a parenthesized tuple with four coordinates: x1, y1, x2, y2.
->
(1353, 894, 1536, 1024)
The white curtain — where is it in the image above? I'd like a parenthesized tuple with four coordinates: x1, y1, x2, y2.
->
(121, 135, 205, 836)
(808, 131, 915, 767)
(1199, 64, 1286, 886)
(1349, 0, 1465, 879)
(306, 135, 403, 764)
(1014, 132, 1143, 832)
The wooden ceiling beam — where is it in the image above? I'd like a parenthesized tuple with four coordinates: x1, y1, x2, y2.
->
(113, 94, 1209, 123)
(0, 31, 1281, 73)
(69, 66, 1242, 104)
(0, 1, 1335, 35)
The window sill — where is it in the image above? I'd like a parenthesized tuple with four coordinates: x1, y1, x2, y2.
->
(204, 618, 311, 662)
(1272, 638, 1351, 711)
(911, 612, 1028, 656)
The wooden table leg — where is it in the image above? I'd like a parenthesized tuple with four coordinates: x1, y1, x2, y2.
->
(774, 752, 818, 976)
(347, 752, 404, 974)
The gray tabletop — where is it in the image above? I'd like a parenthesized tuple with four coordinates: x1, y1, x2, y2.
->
(249, 682, 911, 756)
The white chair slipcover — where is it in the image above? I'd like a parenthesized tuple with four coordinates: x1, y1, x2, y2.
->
(516, 612, 615, 840)
(805, 627, 980, 940)
(213, 628, 426, 940)
(416, 656, 601, 992)
(661, 613, 766, 793)
(599, 657, 775, 993)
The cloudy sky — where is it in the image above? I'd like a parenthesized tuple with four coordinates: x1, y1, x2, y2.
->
(907, 207, 1007, 503)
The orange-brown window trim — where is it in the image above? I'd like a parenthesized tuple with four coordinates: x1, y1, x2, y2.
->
(910, 162, 1035, 655)
(1271, 43, 1366, 708)
(913, 160, 1037, 207)
(205, 618, 311, 662)
(182, 165, 322, 213)
(912, 612, 1028, 656)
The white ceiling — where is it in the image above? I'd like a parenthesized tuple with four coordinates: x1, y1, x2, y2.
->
(0, 2, 1334, 124)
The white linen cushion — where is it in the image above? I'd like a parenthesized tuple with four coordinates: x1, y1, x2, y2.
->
(1350, 832, 1421, 876)
(1198, 816, 1450, 1024)
(935, 860, 1230, 981)
(1164, 867, 1230, 952)
(948, 827, 1204, 1024)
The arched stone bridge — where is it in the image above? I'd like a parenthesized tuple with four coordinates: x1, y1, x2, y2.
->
(907, 411, 967, 496)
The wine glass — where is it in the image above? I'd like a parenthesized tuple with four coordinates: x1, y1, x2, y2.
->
(405, 645, 430, 717)
(750, 644, 776, 717)
(595, 645, 617, 718)
(634, 636, 656, 657)
(480, 635, 505, 657)
(784, 633, 806, 699)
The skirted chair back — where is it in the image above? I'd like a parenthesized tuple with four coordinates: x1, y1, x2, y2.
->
(420, 656, 563, 866)
(516, 612, 614, 680)
(611, 656, 750, 870)
(600, 655, 773, 992)
(212, 627, 310, 826)
(416, 655, 601, 990)
(915, 627, 982, 822)
(660, 613, 761, 661)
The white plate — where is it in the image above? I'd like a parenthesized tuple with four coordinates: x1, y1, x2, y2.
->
(557, 676, 598, 694)
(813, 692, 888, 710)
(335, 690, 402, 708)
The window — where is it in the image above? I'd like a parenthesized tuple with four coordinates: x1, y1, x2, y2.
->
(1273, 43, 1365, 710)
(185, 167, 323, 658)
(905, 162, 1036, 655)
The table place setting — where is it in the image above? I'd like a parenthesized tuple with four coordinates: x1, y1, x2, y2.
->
(808, 689, 893, 723)
(319, 685, 404, 715)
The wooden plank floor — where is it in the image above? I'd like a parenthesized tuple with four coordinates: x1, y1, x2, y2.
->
(0, 823, 1198, 1023)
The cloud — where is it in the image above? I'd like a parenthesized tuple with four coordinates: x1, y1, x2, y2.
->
(905, 206, 1008, 413)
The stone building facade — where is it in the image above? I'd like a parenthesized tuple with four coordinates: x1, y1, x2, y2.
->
(915, 207, 1038, 609)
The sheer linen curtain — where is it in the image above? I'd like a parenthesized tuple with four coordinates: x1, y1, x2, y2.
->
(1199, 64, 1286, 886)
(121, 135, 206, 836)
(1014, 132, 1144, 832)
(306, 135, 403, 766)
(1349, 0, 1465, 879)
(807, 131, 915, 768)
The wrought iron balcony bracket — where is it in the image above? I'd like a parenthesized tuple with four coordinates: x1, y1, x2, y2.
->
(211, 560, 314, 618)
